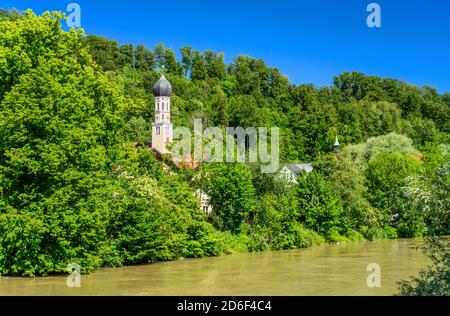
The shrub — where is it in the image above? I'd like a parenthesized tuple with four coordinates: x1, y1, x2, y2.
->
(296, 173, 347, 240)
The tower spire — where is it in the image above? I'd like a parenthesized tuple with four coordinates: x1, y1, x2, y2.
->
(333, 135, 340, 153)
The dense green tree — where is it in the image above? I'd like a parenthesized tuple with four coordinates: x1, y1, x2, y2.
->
(209, 85, 229, 126)
(164, 48, 183, 76)
(154, 42, 165, 69)
(228, 95, 261, 128)
(83, 35, 121, 71)
(421, 143, 450, 178)
(204, 50, 226, 80)
(365, 152, 423, 236)
(191, 50, 207, 81)
(327, 151, 381, 231)
(205, 164, 255, 233)
(119, 44, 134, 68)
(229, 55, 266, 95)
(0, 8, 21, 20)
(0, 11, 129, 275)
(129, 116, 150, 144)
(346, 133, 417, 169)
(296, 173, 347, 241)
(134, 44, 155, 72)
(398, 162, 450, 295)
(180, 46, 193, 77)
(251, 191, 324, 251)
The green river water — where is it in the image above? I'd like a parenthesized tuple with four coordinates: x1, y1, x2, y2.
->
(0, 238, 429, 296)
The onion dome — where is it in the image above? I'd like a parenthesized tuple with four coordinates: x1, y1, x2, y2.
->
(153, 74, 172, 97)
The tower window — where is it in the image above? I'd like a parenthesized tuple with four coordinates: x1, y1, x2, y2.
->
(162, 114, 165, 120)
(162, 102, 165, 111)
(156, 126, 160, 135)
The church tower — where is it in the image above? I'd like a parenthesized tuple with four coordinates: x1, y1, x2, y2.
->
(152, 74, 173, 154)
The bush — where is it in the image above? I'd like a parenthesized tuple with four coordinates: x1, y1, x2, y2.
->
(345, 229, 365, 242)
(366, 151, 423, 234)
(296, 173, 348, 240)
(249, 192, 324, 251)
(398, 163, 450, 296)
(398, 237, 449, 296)
(205, 163, 255, 233)
(108, 175, 225, 264)
(184, 222, 226, 258)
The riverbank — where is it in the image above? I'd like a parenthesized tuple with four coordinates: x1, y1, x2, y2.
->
(0, 239, 429, 296)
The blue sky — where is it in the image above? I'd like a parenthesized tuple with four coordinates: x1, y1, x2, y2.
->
(2, 0, 450, 92)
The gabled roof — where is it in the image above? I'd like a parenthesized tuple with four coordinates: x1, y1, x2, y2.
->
(136, 142, 199, 170)
(285, 163, 313, 174)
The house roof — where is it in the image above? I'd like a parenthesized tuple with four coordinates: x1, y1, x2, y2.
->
(286, 163, 313, 174)
(136, 142, 199, 170)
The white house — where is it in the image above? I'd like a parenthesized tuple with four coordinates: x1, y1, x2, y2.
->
(195, 189, 213, 215)
(276, 163, 313, 185)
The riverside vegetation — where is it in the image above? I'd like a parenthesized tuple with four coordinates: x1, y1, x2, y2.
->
(0, 10, 448, 295)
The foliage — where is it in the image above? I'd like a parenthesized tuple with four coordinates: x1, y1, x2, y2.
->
(345, 133, 417, 169)
(204, 163, 255, 233)
(250, 191, 324, 251)
(0, 8, 21, 20)
(0, 10, 128, 276)
(402, 161, 450, 236)
(365, 152, 424, 237)
(296, 173, 348, 240)
(327, 151, 381, 232)
(398, 161, 450, 296)
(0, 11, 225, 276)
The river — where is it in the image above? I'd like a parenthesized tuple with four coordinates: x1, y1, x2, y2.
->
(0, 238, 429, 296)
